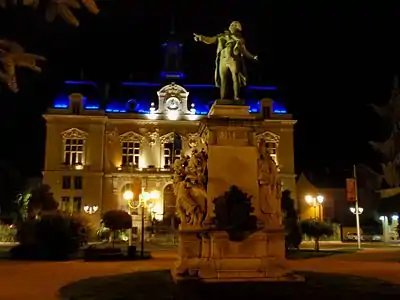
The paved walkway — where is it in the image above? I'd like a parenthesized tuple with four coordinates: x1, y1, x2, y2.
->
(0, 250, 399, 300)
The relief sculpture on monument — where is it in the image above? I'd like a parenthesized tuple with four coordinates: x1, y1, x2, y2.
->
(172, 148, 208, 229)
(258, 138, 282, 228)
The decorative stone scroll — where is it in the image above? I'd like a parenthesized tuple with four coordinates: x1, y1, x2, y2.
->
(256, 131, 280, 145)
(119, 131, 145, 143)
(61, 128, 88, 139)
(148, 131, 159, 147)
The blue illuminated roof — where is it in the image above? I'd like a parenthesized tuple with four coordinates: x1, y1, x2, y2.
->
(52, 80, 287, 115)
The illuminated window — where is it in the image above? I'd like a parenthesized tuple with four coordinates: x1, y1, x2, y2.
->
(164, 146, 171, 167)
(61, 128, 87, 166)
(64, 139, 84, 165)
(119, 131, 145, 168)
(122, 141, 140, 167)
(163, 143, 181, 167)
(73, 197, 82, 212)
(60, 196, 70, 212)
(265, 141, 278, 165)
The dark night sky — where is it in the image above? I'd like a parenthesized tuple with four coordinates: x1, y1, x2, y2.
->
(0, 2, 399, 180)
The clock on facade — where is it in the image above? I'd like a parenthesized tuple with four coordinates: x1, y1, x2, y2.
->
(165, 97, 181, 111)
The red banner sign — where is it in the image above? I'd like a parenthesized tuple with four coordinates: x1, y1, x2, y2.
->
(346, 178, 356, 202)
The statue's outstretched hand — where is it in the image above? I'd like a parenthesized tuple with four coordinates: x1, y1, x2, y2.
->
(193, 33, 201, 42)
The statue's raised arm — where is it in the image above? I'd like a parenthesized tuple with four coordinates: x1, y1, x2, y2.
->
(193, 33, 217, 44)
(193, 21, 258, 102)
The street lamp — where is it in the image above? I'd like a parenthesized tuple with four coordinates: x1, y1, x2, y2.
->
(349, 207, 363, 215)
(123, 190, 134, 246)
(123, 188, 160, 257)
(83, 205, 98, 214)
(305, 194, 324, 220)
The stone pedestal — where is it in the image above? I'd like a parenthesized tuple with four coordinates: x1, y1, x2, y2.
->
(172, 229, 301, 282)
(201, 101, 262, 223)
(172, 100, 302, 282)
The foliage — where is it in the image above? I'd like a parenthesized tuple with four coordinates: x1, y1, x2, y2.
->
(0, 224, 16, 242)
(369, 84, 400, 188)
(0, 0, 100, 27)
(281, 190, 302, 250)
(97, 223, 111, 241)
(300, 220, 333, 251)
(0, 1, 101, 92)
(12, 191, 30, 224)
(102, 210, 132, 231)
(14, 211, 91, 260)
(0, 40, 45, 92)
(27, 184, 58, 218)
(0, 161, 24, 216)
(212, 185, 257, 241)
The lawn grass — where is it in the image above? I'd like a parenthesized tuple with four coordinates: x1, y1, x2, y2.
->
(59, 270, 400, 300)
(286, 249, 357, 260)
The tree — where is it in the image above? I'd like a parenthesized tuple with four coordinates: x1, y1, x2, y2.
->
(0, 0, 100, 27)
(14, 211, 92, 260)
(0, 0, 101, 92)
(281, 190, 302, 250)
(27, 184, 58, 218)
(369, 79, 400, 188)
(101, 210, 132, 246)
(300, 220, 333, 251)
(13, 192, 30, 225)
(0, 40, 45, 92)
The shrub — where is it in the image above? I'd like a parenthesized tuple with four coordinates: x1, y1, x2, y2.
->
(0, 224, 17, 242)
(12, 211, 92, 260)
(300, 220, 333, 251)
(102, 210, 132, 246)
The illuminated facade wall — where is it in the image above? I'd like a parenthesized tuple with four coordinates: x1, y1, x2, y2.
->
(43, 81, 296, 227)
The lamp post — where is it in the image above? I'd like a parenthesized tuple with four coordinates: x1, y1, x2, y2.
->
(349, 206, 363, 249)
(123, 188, 160, 258)
(123, 190, 134, 246)
(305, 194, 324, 221)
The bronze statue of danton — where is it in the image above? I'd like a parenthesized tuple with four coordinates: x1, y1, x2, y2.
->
(194, 21, 258, 102)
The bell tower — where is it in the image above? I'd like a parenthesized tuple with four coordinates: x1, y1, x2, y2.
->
(160, 17, 185, 80)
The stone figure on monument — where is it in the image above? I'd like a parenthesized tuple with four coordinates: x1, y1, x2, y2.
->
(193, 21, 258, 102)
(172, 150, 208, 228)
(258, 139, 281, 227)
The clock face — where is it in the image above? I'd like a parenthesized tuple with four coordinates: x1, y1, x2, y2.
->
(165, 97, 181, 111)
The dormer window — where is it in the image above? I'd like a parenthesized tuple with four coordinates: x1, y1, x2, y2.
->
(72, 101, 80, 115)
(126, 99, 138, 112)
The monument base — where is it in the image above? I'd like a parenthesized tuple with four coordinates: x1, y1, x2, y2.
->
(208, 100, 254, 119)
(171, 229, 303, 283)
